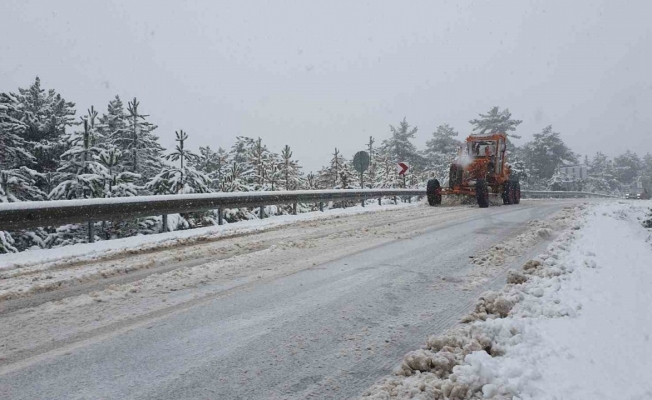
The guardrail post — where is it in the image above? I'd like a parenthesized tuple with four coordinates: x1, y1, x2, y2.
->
(161, 214, 168, 233)
(293, 203, 297, 215)
(378, 197, 382, 206)
(88, 220, 94, 243)
(259, 206, 264, 219)
(361, 197, 365, 207)
(218, 208, 223, 225)
(319, 201, 324, 212)
(393, 196, 397, 205)
(408, 196, 412, 203)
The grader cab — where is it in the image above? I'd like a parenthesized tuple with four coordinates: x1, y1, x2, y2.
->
(428, 132, 520, 208)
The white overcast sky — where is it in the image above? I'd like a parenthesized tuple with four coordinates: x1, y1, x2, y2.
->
(1, 0, 651, 171)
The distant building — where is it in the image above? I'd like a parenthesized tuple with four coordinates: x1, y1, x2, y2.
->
(559, 164, 588, 180)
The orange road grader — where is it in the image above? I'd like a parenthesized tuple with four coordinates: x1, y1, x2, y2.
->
(426, 132, 521, 208)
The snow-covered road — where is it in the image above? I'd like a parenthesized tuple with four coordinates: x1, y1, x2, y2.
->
(361, 200, 652, 400)
(0, 200, 587, 399)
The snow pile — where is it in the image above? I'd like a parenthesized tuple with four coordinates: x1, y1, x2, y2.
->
(642, 207, 652, 229)
(360, 201, 652, 399)
(460, 206, 580, 291)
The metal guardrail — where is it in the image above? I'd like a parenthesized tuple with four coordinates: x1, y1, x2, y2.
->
(0, 189, 619, 241)
(0, 189, 425, 232)
(520, 190, 619, 199)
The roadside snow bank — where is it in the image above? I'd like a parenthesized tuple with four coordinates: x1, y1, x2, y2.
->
(0, 201, 419, 272)
(360, 201, 652, 399)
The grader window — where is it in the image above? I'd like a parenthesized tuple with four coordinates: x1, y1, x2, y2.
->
(468, 141, 497, 158)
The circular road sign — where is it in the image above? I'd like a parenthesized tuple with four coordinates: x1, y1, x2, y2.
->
(353, 151, 370, 174)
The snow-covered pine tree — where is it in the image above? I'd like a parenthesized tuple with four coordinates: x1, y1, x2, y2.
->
(318, 148, 346, 188)
(280, 145, 303, 191)
(381, 118, 425, 170)
(13, 77, 76, 192)
(230, 136, 254, 165)
(339, 162, 355, 189)
(306, 171, 317, 189)
(641, 153, 652, 193)
(147, 130, 210, 195)
(263, 152, 283, 191)
(0, 91, 44, 200)
(613, 150, 641, 187)
(93, 148, 141, 239)
(548, 168, 574, 191)
(192, 146, 229, 190)
(0, 92, 33, 170)
(585, 152, 617, 194)
(424, 124, 461, 183)
(219, 158, 259, 221)
(507, 146, 530, 188)
(469, 106, 522, 138)
(222, 160, 250, 192)
(97, 148, 140, 198)
(49, 115, 106, 200)
(0, 166, 47, 253)
(97, 95, 127, 148)
(228, 136, 256, 190)
(248, 137, 277, 190)
(522, 125, 577, 185)
(146, 130, 212, 229)
(118, 98, 165, 185)
(374, 152, 399, 188)
(46, 115, 106, 247)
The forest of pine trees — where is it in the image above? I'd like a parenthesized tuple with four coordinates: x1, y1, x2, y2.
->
(2, 77, 652, 253)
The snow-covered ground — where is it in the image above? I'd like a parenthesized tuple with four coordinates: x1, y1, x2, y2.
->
(0, 199, 418, 272)
(361, 200, 652, 399)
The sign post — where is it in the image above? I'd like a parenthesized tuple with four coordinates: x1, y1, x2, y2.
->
(353, 151, 371, 206)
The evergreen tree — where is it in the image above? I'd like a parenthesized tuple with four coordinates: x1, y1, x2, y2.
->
(13, 77, 76, 189)
(146, 130, 210, 195)
(50, 116, 106, 200)
(97, 148, 140, 197)
(306, 171, 317, 189)
(97, 95, 127, 148)
(118, 98, 164, 184)
(280, 145, 303, 190)
(548, 169, 574, 191)
(230, 136, 255, 165)
(318, 148, 347, 188)
(264, 153, 284, 191)
(192, 146, 229, 190)
(508, 149, 530, 187)
(339, 162, 355, 189)
(522, 125, 577, 183)
(374, 152, 399, 188)
(249, 137, 271, 189)
(228, 136, 256, 190)
(469, 106, 522, 138)
(584, 152, 618, 194)
(424, 123, 461, 182)
(0, 92, 33, 170)
(381, 118, 424, 168)
(641, 153, 652, 193)
(613, 150, 641, 186)
(222, 160, 251, 192)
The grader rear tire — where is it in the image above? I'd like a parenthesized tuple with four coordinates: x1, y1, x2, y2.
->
(502, 182, 513, 205)
(513, 182, 521, 204)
